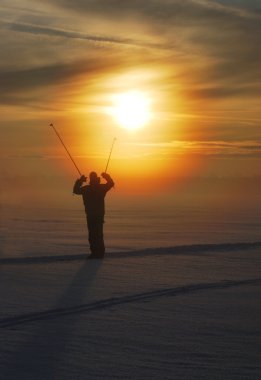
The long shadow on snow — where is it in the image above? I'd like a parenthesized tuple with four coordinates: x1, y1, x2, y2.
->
(0, 259, 102, 379)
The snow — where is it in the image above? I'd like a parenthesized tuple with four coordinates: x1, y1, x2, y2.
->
(1, 245, 261, 379)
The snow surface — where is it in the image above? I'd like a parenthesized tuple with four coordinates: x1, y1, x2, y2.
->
(1, 244, 261, 379)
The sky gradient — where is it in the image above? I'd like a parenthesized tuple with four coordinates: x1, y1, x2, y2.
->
(1, 0, 261, 205)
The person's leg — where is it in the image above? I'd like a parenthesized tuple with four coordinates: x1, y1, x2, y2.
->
(87, 217, 105, 258)
(87, 218, 96, 256)
(95, 219, 105, 258)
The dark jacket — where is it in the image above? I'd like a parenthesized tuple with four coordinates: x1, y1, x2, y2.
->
(73, 175, 114, 217)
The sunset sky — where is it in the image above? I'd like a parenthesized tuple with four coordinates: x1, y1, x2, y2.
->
(1, 0, 261, 204)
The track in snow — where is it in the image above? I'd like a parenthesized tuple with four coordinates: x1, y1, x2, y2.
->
(1, 278, 260, 328)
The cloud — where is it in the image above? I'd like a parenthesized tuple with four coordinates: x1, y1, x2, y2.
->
(1, 0, 261, 125)
(44, 0, 261, 20)
(38, 0, 261, 99)
(0, 54, 127, 108)
(186, 84, 261, 100)
(3, 140, 261, 161)
(124, 140, 261, 158)
(1, 20, 164, 50)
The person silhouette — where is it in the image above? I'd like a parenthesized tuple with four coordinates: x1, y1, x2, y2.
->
(73, 172, 114, 259)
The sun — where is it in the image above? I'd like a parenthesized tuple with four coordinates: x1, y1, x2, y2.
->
(111, 91, 151, 131)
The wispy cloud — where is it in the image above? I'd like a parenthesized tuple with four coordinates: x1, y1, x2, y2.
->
(1, 0, 261, 103)
(44, 0, 261, 21)
(124, 140, 261, 157)
(1, 0, 261, 161)
(1, 20, 164, 49)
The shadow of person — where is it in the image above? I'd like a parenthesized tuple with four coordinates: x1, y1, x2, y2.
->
(55, 259, 101, 308)
(1, 259, 102, 380)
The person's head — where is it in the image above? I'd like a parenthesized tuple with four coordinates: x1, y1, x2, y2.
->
(89, 171, 100, 185)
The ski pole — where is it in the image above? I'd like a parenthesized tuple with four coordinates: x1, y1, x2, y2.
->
(49, 123, 82, 176)
(104, 138, 116, 173)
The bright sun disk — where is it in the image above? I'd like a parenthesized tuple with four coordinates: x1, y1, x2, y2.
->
(111, 91, 151, 131)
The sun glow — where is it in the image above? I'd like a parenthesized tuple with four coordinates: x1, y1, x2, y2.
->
(111, 91, 151, 131)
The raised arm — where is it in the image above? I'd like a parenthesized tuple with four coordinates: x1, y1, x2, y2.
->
(101, 172, 114, 191)
(73, 175, 87, 195)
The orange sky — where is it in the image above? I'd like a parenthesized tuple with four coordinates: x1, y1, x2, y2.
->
(1, 0, 261, 206)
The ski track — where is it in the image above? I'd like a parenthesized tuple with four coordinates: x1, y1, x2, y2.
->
(1, 241, 261, 265)
(0, 278, 260, 329)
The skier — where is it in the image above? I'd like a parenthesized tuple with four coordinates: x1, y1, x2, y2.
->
(73, 172, 114, 259)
